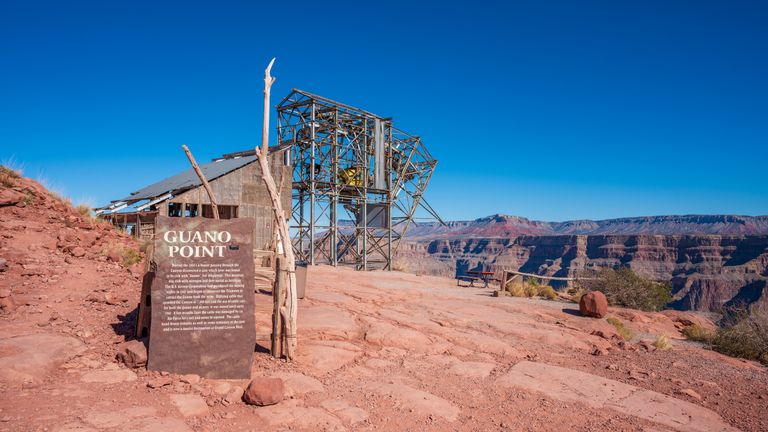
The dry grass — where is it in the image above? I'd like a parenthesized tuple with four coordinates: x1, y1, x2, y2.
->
(75, 204, 93, 219)
(682, 324, 715, 344)
(0, 165, 21, 188)
(102, 243, 143, 267)
(523, 284, 538, 297)
(537, 285, 558, 300)
(652, 335, 673, 350)
(607, 317, 634, 341)
(505, 279, 559, 300)
(506, 281, 526, 297)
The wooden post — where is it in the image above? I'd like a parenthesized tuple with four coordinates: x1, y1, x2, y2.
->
(182, 144, 219, 219)
(501, 270, 509, 292)
(135, 244, 155, 339)
(256, 58, 298, 360)
(271, 256, 284, 358)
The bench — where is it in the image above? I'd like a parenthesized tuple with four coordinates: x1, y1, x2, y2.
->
(456, 276, 483, 287)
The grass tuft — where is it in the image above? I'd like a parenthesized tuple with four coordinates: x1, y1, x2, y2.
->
(652, 335, 673, 350)
(607, 317, 634, 341)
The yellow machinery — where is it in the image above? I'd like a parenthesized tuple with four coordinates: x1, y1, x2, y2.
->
(339, 166, 363, 187)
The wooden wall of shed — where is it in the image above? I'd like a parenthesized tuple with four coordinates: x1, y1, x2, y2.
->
(168, 151, 292, 250)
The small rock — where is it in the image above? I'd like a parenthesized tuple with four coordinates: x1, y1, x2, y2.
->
(242, 377, 284, 406)
(85, 292, 106, 303)
(81, 369, 137, 384)
(0, 258, 7, 272)
(606, 364, 619, 371)
(180, 374, 201, 385)
(0, 296, 16, 313)
(147, 376, 173, 388)
(211, 381, 232, 395)
(71, 247, 86, 258)
(170, 394, 209, 417)
(591, 346, 608, 356)
(224, 386, 244, 405)
(579, 291, 608, 318)
(638, 340, 656, 352)
(116, 340, 148, 368)
(677, 388, 702, 401)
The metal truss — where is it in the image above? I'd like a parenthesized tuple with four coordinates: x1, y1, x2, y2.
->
(276, 89, 443, 270)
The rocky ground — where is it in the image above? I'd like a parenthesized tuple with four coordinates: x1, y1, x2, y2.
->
(1, 175, 767, 432)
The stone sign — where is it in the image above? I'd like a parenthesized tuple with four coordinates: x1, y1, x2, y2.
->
(147, 215, 256, 379)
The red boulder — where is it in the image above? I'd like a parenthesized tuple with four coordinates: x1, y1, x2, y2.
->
(580, 291, 608, 318)
(242, 377, 284, 406)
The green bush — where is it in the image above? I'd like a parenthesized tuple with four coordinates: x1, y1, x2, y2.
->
(583, 268, 671, 311)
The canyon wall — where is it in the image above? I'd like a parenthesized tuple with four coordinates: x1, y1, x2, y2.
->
(395, 235, 768, 313)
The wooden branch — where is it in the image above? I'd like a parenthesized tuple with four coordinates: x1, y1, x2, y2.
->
(256, 147, 297, 359)
(261, 58, 276, 157)
(182, 144, 219, 219)
(257, 58, 298, 360)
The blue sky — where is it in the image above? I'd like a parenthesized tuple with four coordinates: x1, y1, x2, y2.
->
(2, 1, 766, 221)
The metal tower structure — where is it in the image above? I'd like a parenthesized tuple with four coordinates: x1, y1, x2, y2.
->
(276, 89, 443, 270)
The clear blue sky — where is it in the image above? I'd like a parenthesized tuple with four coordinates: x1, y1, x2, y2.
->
(2, 1, 766, 221)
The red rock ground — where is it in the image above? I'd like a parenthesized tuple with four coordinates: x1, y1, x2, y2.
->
(1, 175, 767, 432)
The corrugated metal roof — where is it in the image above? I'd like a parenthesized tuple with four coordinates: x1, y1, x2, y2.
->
(117, 155, 258, 203)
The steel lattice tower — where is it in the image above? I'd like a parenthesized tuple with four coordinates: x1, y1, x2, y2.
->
(276, 89, 443, 270)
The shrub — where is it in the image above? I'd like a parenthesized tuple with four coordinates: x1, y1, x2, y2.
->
(712, 311, 768, 366)
(607, 317, 634, 341)
(652, 335, 672, 350)
(682, 324, 715, 344)
(582, 268, 671, 312)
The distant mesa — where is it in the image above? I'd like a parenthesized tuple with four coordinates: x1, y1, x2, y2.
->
(404, 214, 768, 239)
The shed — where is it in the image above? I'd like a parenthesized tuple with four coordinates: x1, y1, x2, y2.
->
(96, 146, 291, 250)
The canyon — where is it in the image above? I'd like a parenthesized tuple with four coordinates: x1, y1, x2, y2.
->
(396, 215, 768, 314)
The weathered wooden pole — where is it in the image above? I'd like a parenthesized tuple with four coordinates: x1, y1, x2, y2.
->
(182, 144, 219, 219)
(501, 270, 509, 292)
(256, 58, 298, 360)
(271, 256, 284, 357)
